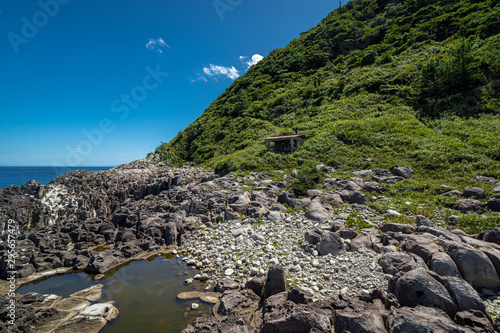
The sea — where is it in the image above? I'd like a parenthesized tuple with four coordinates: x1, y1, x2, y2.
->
(0, 166, 114, 188)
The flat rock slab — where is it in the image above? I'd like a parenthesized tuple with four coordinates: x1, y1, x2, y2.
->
(70, 284, 103, 302)
(177, 291, 221, 304)
(19, 293, 62, 309)
(79, 302, 119, 320)
(25, 308, 78, 333)
(177, 291, 203, 299)
(200, 292, 221, 304)
(53, 297, 91, 312)
(54, 315, 107, 333)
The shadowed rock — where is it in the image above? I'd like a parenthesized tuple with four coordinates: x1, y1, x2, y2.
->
(391, 267, 458, 317)
(317, 232, 345, 256)
(263, 265, 287, 300)
(447, 242, 500, 290)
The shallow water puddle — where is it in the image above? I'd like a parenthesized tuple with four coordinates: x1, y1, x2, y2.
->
(16, 255, 213, 332)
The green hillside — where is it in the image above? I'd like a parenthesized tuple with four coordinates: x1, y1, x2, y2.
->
(156, 0, 499, 192)
(157, 0, 499, 177)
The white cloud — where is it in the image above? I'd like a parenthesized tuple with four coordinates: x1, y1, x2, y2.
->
(240, 54, 264, 69)
(145, 38, 170, 54)
(202, 64, 240, 80)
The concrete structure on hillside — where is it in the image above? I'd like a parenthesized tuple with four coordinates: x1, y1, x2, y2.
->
(262, 130, 307, 153)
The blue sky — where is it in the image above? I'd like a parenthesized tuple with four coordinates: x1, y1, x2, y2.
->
(0, 0, 342, 167)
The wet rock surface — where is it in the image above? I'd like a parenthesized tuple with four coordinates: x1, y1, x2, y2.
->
(0, 285, 117, 333)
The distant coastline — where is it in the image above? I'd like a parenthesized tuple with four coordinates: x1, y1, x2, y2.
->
(0, 166, 114, 188)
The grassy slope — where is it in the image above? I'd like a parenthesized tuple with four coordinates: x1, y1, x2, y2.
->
(156, 0, 500, 231)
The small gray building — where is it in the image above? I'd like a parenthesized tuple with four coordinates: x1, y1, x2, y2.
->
(262, 130, 307, 153)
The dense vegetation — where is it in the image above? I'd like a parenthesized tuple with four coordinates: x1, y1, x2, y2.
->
(155, 0, 500, 228)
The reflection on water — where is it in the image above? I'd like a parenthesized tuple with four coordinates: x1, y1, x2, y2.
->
(16, 255, 213, 333)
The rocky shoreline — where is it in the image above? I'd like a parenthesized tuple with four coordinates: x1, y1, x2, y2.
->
(1, 155, 500, 332)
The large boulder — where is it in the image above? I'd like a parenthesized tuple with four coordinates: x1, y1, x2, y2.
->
(183, 316, 256, 333)
(245, 276, 266, 298)
(388, 306, 465, 332)
(251, 191, 276, 207)
(305, 230, 322, 245)
(215, 278, 241, 293)
(391, 166, 414, 179)
(362, 182, 384, 194)
(262, 265, 287, 300)
(416, 226, 462, 242)
(463, 187, 486, 199)
(487, 196, 500, 212)
(333, 300, 386, 333)
(401, 236, 440, 264)
(454, 310, 496, 333)
(447, 242, 500, 290)
(354, 170, 373, 178)
(260, 301, 332, 333)
(381, 223, 415, 234)
(456, 199, 484, 214)
(428, 272, 486, 314)
(164, 222, 177, 246)
(479, 228, 500, 246)
(317, 232, 345, 256)
(349, 191, 369, 205)
(216, 289, 260, 321)
(391, 267, 458, 317)
(84, 250, 125, 274)
(430, 252, 462, 278)
(379, 252, 426, 275)
(245, 202, 269, 219)
(305, 197, 333, 223)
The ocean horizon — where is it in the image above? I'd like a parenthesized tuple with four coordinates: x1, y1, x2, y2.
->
(0, 166, 114, 188)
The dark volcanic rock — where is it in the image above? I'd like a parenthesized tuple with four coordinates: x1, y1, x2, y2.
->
(454, 310, 495, 333)
(317, 231, 345, 256)
(479, 228, 500, 245)
(391, 166, 414, 179)
(245, 276, 266, 298)
(463, 187, 486, 199)
(215, 278, 241, 293)
(456, 199, 484, 214)
(305, 230, 322, 245)
(349, 191, 369, 205)
(84, 249, 125, 274)
(487, 195, 500, 212)
(182, 316, 256, 333)
(333, 298, 386, 333)
(378, 252, 426, 275)
(428, 271, 486, 314)
(430, 252, 462, 278)
(381, 223, 415, 234)
(446, 241, 500, 290)
(262, 265, 287, 300)
(164, 221, 178, 246)
(391, 267, 458, 317)
(216, 289, 260, 321)
(262, 306, 332, 333)
(401, 235, 440, 264)
(388, 306, 465, 332)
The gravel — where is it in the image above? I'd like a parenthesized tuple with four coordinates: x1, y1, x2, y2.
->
(181, 207, 388, 300)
